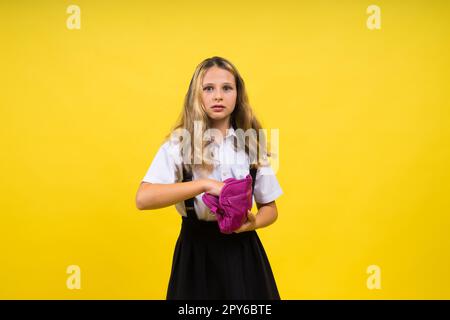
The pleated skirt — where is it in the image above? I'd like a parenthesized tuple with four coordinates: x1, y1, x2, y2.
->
(166, 216, 280, 300)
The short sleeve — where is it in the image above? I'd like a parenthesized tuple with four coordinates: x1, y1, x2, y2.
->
(142, 141, 180, 184)
(253, 164, 283, 204)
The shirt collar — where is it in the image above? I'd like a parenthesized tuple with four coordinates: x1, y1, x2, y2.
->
(225, 126, 237, 139)
(209, 125, 236, 146)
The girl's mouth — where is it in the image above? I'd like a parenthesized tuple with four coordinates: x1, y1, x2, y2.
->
(211, 105, 225, 112)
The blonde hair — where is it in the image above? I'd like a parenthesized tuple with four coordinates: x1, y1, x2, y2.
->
(165, 56, 271, 174)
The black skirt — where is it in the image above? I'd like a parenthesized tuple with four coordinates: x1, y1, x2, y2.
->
(166, 215, 281, 300)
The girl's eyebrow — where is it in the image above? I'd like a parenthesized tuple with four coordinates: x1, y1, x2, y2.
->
(203, 82, 234, 86)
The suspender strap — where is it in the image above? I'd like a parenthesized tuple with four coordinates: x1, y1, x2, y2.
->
(250, 165, 257, 197)
(182, 166, 198, 220)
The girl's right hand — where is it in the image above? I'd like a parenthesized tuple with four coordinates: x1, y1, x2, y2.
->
(202, 179, 225, 196)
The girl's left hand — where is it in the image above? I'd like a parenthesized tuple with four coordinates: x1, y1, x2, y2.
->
(234, 210, 257, 233)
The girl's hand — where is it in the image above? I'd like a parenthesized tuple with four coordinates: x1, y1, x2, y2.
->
(234, 210, 257, 233)
(203, 178, 225, 196)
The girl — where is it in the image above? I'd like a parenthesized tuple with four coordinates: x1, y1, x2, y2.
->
(136, 56, 283, 300)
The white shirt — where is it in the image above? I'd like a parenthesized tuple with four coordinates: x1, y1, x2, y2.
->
(141, 127, 283, 221)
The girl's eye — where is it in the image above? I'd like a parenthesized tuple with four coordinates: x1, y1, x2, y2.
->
(203, 86, 233, 91)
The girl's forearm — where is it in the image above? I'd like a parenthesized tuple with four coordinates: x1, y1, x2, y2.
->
(255, 203, 278, 229)
(136, 180, 206, 210)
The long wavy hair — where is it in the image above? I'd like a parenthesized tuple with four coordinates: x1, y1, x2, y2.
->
(164, 56, 272, 175)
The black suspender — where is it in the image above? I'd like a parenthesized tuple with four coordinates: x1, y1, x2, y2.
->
(182, 165, 258, 220)
(250, 166, 257, 196)
(181, 166, 197, 219)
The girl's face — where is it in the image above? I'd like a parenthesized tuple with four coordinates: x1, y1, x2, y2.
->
(201, 66, 237, 124)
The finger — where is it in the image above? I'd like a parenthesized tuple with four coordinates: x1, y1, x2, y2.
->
(238, 222, 249, 232)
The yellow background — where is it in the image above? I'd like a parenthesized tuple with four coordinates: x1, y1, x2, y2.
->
(1, 0, 449, 299)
